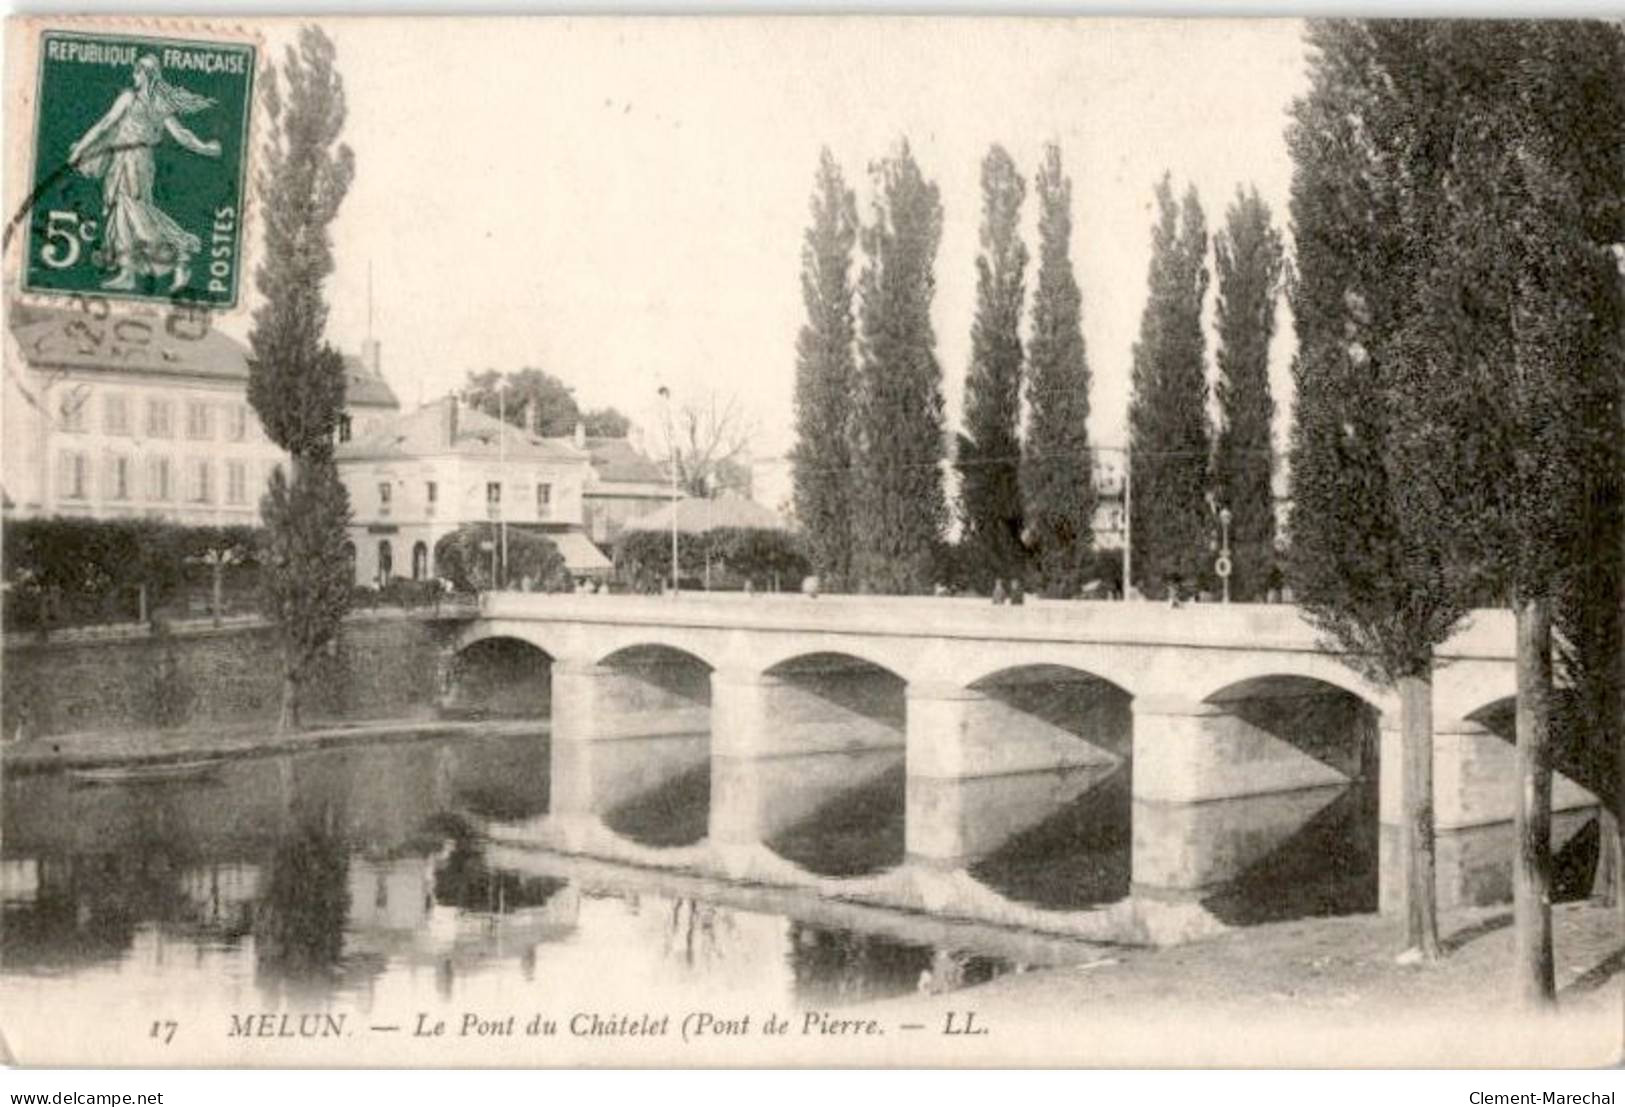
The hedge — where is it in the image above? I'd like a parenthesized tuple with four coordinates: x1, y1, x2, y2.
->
(615, 526, 808, 592)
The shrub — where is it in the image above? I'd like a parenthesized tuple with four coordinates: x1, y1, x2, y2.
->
(434, 524, 570, 593)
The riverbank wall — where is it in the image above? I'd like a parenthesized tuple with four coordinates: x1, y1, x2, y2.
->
(2, 612, 457, 739)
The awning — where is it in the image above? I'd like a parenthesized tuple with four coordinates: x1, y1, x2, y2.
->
(550, 531, 613, 576)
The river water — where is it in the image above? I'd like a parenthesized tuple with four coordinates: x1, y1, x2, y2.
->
(0, 728, 1394, 1032)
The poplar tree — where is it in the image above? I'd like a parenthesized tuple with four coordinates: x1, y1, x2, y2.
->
(851, 140, 948, 593)
(1213, 187, 1285, 602)
(791, 149, 859, 591)
(1390, 21, 1625, 1004)
(1286, 19, 1466, 963)
(1021, 144, 1094, 597)
(1127, 177, 1210, 597)
(247, 26, 356, 731)
(956, 145, 1028, 590)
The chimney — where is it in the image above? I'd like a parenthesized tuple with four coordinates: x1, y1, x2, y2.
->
(445, 394, 459, 447)
(574, 421, 586, 450)
(361, 337, 381, 376)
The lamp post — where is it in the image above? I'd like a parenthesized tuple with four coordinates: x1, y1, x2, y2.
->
(498, 388, 508, 589)
(1216, 505, 1233, 605)
(659, 386, 678, 594)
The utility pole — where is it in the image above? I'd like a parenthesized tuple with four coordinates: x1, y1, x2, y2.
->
(1121, 444, 1132, 600)
(498, 387, 508, 589)
(660, 386, 678, 593)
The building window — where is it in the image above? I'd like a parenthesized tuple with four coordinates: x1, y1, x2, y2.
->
(226, 460, 247, 505)
(146, 398, 173, 438)
(425, 481, 438, 516)
(377, 540, 393, 582)
(188, 458, 213, 503)
(106, 454, 131, 501)
(146, 456, 173, 501)
(378, 481, 393, 516)
(185, 400, 213, 440)
(227, 404, 248, 442)
(104, 394, 129, 436)
(536, 481, 552, 517)
(58, 389, 88, 433)
(486, 481, 502, 517)
(57, 451, 89, 499)
(338, 414, 353, 443)
(412, 542, 429, 581)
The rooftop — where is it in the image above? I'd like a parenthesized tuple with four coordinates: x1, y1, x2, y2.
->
(551, 434, 669, 486)
(337, 397, 589, 464)
(623, 491, 786, 535)
(9, 304, 399, 410)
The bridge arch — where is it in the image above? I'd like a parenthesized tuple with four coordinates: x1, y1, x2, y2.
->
(732, 650, 910, 878)
(955, 663, 1137, 911)
(949, 641, 1144, 699)
(589, 634, 726, 674)
(1189, 656, 1389, 715)
(1456, 693, 1606, 905)
(443, 633, 553, 719)
(751, 640, 920, 687)
(1150, 671, 1386, 925)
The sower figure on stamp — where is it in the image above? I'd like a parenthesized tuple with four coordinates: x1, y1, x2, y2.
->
(68, 54, 221, 292)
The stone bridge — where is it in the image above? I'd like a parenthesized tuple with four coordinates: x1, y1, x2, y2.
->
(448, 592, 1598, 941)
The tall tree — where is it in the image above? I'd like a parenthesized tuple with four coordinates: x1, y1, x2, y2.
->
(1021, 144, 1095, 597)
(461, 367, 629, 439)
(1286, 20, 1467, 962)
(851, 140, 948, 593)
(247, 25, 356, 732)
(1212, 187, 1285, 602)
(791, 149, 859, 591)
(956, 145, 1028, 590)
(1391, 21, 1625, 1004)
(1127, 177, 1210, 598)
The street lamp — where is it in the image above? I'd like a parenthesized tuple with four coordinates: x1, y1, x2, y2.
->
(659, 386, 678, 594)
(1216, 505, 1233, 605)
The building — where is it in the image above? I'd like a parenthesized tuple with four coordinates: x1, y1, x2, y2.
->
(1091, 452, 1128, 550)
(622, 489, 789, 537)
(550, 426, 678, 549)
(1089, 451, 1293, 555)
(2, 302, 399, 526)
(335, 396, 610, 585)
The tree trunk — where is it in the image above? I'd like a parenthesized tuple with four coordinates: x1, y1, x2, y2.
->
(1514, 595, 1556, 1008)
(211, 562, 224, 629)
(1618, 479, 1625, 929)
(1592, 807, 1621, 909)
(277, 671, 301, 733)
(1398, 671, 1442, 960)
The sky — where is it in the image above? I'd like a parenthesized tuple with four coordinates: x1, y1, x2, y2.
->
(237, 18, 1312, 507)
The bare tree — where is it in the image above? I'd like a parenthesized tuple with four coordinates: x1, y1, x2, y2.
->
(660, 391, 756, 498)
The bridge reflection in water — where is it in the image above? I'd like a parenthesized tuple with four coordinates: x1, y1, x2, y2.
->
(2, 732, 1109, 1022)
(444, 594, 1602, 943)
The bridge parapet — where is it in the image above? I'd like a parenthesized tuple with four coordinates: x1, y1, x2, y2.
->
(477, 591, 1513, 664)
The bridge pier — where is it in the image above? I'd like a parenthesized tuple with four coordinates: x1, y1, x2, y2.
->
(1378, 716, 1598, 911)
(547, 656, 710, 829)
(708, 665, 905, 871)
(1131, 695, 1368, 898)
(904, 682, 1124, 866)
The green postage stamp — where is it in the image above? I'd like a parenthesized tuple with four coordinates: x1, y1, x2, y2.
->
(22, 29, 255, 308)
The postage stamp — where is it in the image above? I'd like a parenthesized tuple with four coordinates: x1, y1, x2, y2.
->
(21, 29, 255, 308)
